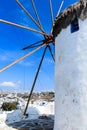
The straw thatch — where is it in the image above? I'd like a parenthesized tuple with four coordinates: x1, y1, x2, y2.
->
(52, 0, 87, 38)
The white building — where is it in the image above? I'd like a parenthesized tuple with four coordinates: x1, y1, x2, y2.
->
(52, 0, 87, 130)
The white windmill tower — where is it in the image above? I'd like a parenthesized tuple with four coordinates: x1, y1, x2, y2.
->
(53, 0, 87, 130)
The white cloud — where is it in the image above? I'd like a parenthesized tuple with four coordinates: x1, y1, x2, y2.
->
(17, 80, 21, 85)
(44, 58, 54, 65)
(16, 80, 22, 87)
(0, 49, 22, 62)
(0, 81, 15, 87)
(0, 80, 22, 87)
(0, 49, 33, 67)
(19, 60, 33, 67)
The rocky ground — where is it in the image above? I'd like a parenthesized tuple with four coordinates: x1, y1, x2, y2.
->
(0, 91, 54, 130)
(2, 116, 54, 130)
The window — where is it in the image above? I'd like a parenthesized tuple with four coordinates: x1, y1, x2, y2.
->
(71, 18, 79, 33)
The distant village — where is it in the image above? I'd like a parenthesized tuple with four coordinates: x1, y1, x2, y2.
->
(0, 91, 54, 110)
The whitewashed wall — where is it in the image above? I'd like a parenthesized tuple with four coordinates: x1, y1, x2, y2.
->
(54, 19, 87, 130)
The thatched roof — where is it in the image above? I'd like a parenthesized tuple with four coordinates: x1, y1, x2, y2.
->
(52, 0, 87, 38)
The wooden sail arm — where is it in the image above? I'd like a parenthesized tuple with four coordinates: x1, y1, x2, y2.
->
(0, 43, 46, 73)
(48, 45, 55, 61)
(56, 0, 64, 17)
(22, 40, 44, 50)
(16, 0, 45, 33)
(0, 19, 47, 36)
(49, 0, 54, 28)
(23, 46, 47, 115)
(30, 0, 42, 29)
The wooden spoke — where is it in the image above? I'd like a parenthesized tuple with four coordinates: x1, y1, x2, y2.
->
(0, 19, 47, 36)
(16, 0, 45, 33)
(49, 0, 54, 28)
(22, 40, 44, 50)
(0, 43, 46, 73)
(48, 45, 55, 61)
(23, 43, 44, 49)
(30, 0, 43, 29)
(56, 0, 64, 17)
(24, 46, 47, 115)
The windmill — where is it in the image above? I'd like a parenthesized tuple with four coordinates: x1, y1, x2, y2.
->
(0, 0, 64, 115)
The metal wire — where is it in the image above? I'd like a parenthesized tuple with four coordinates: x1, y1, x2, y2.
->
(16, 0, 46, 33)
(0, 19, 47, 36)
(0, 43, 46, 73)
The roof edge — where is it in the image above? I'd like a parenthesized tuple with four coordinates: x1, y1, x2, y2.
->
(52, 0, 87, 38)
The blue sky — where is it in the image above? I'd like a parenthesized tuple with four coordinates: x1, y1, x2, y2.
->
(0, 0, 78, 93)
